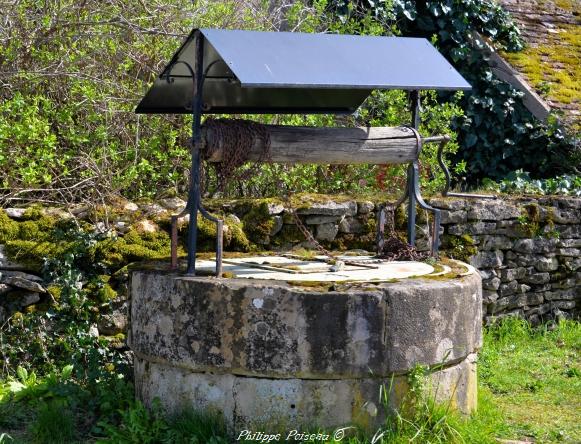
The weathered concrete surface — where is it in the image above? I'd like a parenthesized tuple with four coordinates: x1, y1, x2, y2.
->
(134, 352, 477, 430)
(131, 270, 481, 379)
(131, 268, 482, 429)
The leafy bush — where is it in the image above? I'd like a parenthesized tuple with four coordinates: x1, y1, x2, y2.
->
(483, 170, 581, 196)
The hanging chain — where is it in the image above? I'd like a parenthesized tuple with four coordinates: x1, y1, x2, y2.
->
(202, 118, 271, 191)
(376, 203, 428, 261)
(283, 193, 337, 259)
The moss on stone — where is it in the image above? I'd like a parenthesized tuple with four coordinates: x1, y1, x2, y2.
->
(502, 20, 580, 129)
(4, 239, 72, 271)
(96, 283, 118, 303)
(0, 209, 20, 242)
(444, 234, 477, 263)
(242, 202, 276, 244)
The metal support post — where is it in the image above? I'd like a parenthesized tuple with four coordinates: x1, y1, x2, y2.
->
(186, 32, 205, 275)
(407, 90, 420, 246)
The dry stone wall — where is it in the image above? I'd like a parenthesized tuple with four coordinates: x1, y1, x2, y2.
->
(0, 196, 579, 327)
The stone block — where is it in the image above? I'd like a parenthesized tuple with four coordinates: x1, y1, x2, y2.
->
(480, 236, 513, 251)
(549, 207, 581, 224)
(441, 210, 467, 224)
(521, 270, 550, 285)
(305, 215, 343, 225)
(552, 278, 576, 289)
(470, 251, 503, 269)
(482, 290, 499, 304)
(315, 223, 339, 241)
(338, 217, 364, 234)
(525, 292, 544, 306)
(552, 300, 576, 310)
(482, 277, 501, 291)
(466, 201, 521, 221)
(448, 222, 497, 236)
(556, 225, 581, 238)
(296, 201, 357, 216)
(499, 280, 518, 297)
(558, 239, 581, 248)
(357, 201, 374, 214)
(513, 238, 558, 254)
(533, 256, 559, 272)
(2, 276, 45, 293)
(544, 288, 578, 301)
(500, 267, 526, 282)
(557, 248, 581, 257)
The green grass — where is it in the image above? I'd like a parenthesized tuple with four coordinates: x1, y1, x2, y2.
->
(0, 319, 579, 443)
(479, 318, 581, 443)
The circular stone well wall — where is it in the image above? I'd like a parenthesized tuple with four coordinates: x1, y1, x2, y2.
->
(130, 258, 482, 431)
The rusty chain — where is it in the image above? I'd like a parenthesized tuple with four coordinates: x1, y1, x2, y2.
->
(202, 118, 271, 191)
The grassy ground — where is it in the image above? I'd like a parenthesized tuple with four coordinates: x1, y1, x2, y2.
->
(478, 319, 580, 443)
(0, 318, 579, 443)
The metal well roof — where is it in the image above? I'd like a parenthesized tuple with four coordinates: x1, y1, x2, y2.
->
(136, 28, 471, 114)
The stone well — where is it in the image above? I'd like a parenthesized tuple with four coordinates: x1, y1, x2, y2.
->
(130, 256, 482, 430)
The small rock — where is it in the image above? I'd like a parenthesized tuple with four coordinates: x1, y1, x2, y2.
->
(134, 219, 158, 233)
(122, 201, 139, 212)
(41, 207, 72, 219)
(482, 277, 501, 291)
(5, 290, 41, 309)
(513, 238, 557, 254)
(534, 256, 559, 272)
(227, 214, 241, 224)
(525, 292, 543, 306)
(2, 276, 46, 293)
(266, 203, 285, 215)
(330, 261, 345, 272)
(4, 208, 27, 219)
(500, 267, 526, 282)
(89, 324, 100, 337)
(0, 270, 43, 283)
(98, 307, 128, 336)
(480, 236, 513, 251)
(69, 205, 89, 216)
(357, 201, 374, 214)
(114, 221, 131, 234)
(270, 216, 283, 236)
(482, 290, 499, 304)
(0, 283, 11, 296)
(94, 221, 108, 233)
(159, 197, 187, 211)
(140, 203, 167, 217)
(498, 280, 518, 297)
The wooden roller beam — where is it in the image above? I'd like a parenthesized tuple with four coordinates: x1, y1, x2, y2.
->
(202, 125, 419, 165)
